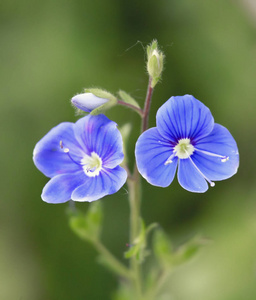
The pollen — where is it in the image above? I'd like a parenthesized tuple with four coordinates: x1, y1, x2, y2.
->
(174, 138, 195, 159)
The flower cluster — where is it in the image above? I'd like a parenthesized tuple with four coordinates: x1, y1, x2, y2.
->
(34, 93, 239, 202)
(135, 95, 239, 192)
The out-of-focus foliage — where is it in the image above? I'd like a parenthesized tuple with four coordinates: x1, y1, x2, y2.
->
(1, 0, 256, 299)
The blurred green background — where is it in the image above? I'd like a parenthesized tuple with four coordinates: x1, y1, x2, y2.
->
(1, 0, 256, 299)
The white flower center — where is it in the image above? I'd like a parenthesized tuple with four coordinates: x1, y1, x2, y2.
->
(81, 152, 102, 177)
(174, 138, 195, 159)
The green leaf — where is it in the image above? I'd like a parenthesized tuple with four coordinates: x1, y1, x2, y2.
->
(118, 90, 140, 108)
(125, 220, 158, 262)
(153, 229, 173, 267)
(69, 202, 103, 242)
(172, 235, 208, 265)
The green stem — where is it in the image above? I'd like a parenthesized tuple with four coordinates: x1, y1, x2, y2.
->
(142, 77, 154, 132)
(126, 76, 155, 299)
(127, 171, 142, 298)
(92, 239, 133, 280)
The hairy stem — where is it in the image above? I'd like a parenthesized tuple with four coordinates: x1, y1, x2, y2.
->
(142, 77, 154, 132)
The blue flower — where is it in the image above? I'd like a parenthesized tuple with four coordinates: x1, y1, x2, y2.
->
(135, 95, 239, 193)
(33, 114, 127, 203)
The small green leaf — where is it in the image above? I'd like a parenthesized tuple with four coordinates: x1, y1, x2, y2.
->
(118, 90, 140, 108)
(153, 229, 173, 267)
(125, 220, 157, 262)
(172, 235, 208, 265)
(69, 202, 103, 242)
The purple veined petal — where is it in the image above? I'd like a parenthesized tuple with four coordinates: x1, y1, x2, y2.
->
(74, 115, 124, 168)
(135, 127, 178, 187)
(71, 166, 127, 202)
(41, 170, 87, 203)
(156, 95, 214, 142)
(178, 159, 209, 193)
(192, 123, 239, 181)
(33, 122, 84, 178)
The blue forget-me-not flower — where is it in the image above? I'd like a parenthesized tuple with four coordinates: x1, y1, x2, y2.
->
(33, 114, 127, 203)
(135, 95, 239, 192)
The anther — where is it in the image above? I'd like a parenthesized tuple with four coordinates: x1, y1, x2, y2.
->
(221, 156, 229, 162)
(164, 153, 175, 165)
(59, 140, 80, 165)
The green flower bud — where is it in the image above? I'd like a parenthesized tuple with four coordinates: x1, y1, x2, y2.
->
(146, 40, 164, 88)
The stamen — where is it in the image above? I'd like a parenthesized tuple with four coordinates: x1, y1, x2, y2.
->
(164, 153, 175, 165)
(187, 154, 215, 187)
(194, 147, 229, 163)
(59, 140, 80, 165)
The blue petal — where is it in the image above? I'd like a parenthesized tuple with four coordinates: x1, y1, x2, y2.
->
(135, 127, 178, 187)
(74, 115, 124, 168)
(71, 166, 127, 202)
(178, 159, 209, 193)
(156, 95, 214, 142)
(193, 123, 239, 181)
(42, 171, 86, 203)
(33, 122, 84, 177)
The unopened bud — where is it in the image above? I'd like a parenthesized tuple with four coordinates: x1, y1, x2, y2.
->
(147, 40, 164, 88)
(71, 88, 117, 115)
(71, 93, 108, 113)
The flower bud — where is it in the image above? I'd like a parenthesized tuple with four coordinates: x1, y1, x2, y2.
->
(71, 88, 117, 115)
(146, 40, 164, 88)
(71, 93, 108, 113)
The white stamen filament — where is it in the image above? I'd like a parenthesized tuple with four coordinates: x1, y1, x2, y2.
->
(194, 147, 229, 162)
(164, 153, 175, 165)
(187, 152, 215, 187)
(163, 138, 232, 188)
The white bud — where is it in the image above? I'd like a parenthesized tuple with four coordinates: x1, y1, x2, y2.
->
(71, 93, 109, 113)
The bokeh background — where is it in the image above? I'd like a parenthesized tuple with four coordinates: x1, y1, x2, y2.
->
(1, 0, 256, 299)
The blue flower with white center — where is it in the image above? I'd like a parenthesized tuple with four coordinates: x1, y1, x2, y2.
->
(33, 114, 127, 203)
(135, 95, 239, 193)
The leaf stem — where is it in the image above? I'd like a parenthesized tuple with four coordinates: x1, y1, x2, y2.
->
(117, 99, 144, 117)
